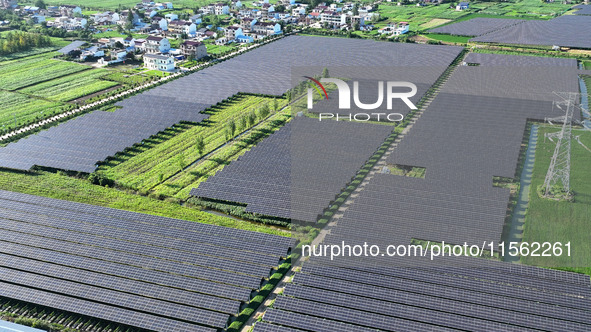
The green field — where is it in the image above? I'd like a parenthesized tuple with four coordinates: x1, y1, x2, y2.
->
(0, 91, 62, 129)
(20, 69, 118, 102)
(98, 95, 287, 192)
(479, 0, 572, 17)
(0, 53, 90, 91)
(521, 127, 591, 274)
(0, 168, 288, 237)
(377, 3, 475, 32)
(422, 33, 472, 43)
(154, 108, 291, 198)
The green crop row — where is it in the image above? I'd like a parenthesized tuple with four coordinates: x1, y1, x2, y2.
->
(97, 95, 287, 191)
(20, 69, 118, 102)
(0, 54, 90, 91)
(154, 109, 292, 198)
(0, 91, 62, 129)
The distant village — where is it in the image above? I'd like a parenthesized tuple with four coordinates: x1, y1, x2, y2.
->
(0, 0, 418, 72)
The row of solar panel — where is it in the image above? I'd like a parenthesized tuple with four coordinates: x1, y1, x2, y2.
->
(0, 190, 292, 330)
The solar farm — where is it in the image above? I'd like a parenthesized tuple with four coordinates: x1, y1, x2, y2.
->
(0, 189, 291, 331)
(0, 15, 590, 332)
(429, 17, 526, 36)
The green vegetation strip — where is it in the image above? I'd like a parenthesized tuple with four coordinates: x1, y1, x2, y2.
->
(20, 69, 117, 102)
(0, 169, 289, 237)
(0, 91, 62, 129)
(98, 95, 287, 192)
(155, 109, 292, 199)
(0, 53, 90, 91)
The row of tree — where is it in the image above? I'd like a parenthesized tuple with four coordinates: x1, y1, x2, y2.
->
(0, 31, 52, 55)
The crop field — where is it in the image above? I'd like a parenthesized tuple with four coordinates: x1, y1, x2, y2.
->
(97, 95, 288, 192)
(419, 18, 452, 29)
(422, 33, 472, 43)
(0, 91, 61, 129)
(0, 53, 90, 91)
(103, 69, 169, 85)
(19, 69, 118, 102)
(153, 108, 292, 198)
(377, 3, 475, 32)
(521, 127, 591, 272)
(479, 0, 572, 17)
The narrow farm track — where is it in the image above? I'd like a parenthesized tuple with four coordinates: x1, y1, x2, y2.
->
(0, 33, 294, 143)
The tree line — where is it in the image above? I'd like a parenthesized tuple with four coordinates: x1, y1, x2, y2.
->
(0, 31, 52, 55)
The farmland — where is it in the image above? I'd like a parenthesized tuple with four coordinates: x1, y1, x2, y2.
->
(377, 3, 475, 32)
(153, 108, 292, 198)
(521, 127, 591, 273)
(19, 69, 118, 102)
(0, 53, 90, 91)
(98, 95, 288, 192)
(423, 33, 472, 43)
(0, 91, 61, 129)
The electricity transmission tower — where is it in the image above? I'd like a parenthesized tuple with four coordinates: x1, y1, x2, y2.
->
(543, 92, 588, 198)
(542, 92, 577, 198)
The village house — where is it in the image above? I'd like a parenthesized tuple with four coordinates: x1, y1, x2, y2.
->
(144, 36, 171, 53)
(180, 40, 208, 59)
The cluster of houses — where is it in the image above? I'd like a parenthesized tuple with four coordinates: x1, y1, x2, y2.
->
(69, 34, 206, 72)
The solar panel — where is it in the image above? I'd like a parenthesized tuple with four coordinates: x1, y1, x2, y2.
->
(0, 190, 291, 331)
(429, 18, 526, 36)
(470, 15, 591, 48)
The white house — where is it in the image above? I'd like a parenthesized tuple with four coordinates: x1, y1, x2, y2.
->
(320, 11, 346, 26)
(378, 22, 409, 35)
(145, 36, 171, 53)
(168, 20, 197, 36)
(251, 21, 281, 35)
(214, 3, 230, 15)
(456, 2, 469, 10)
(123, 36, 136, 47)
(225, 26, 243, 39)
(165, 13, 178, 21)
(144, 53, 175, 71)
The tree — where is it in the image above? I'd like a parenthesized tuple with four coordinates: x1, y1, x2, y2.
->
(195, 136, 205, 156)
(322, 67, 329, 78)
(272, 98, 279, 112)
(177, 153, 186, 171)
(227, 118, 236, 139)
(353, 6, 359, 16)
(35, 0, 46, 9)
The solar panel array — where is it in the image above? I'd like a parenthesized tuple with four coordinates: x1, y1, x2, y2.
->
(574, 4, 591, 15)
(254, 53, 591, 331)
(0, 96, 210, 173)
(0, 189, 292, 331)
(0, 36, 462, 173)
(256, 260, 591, 332)
(470, 15, 591, 48)
(429, 18, 526, 36)
(376, 54, 579, 246)
(57, 40, 86, 54)
(191, 117, 393, 222)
